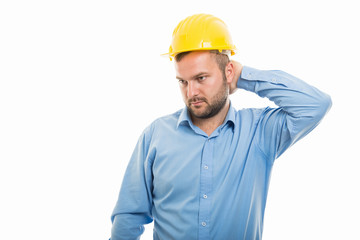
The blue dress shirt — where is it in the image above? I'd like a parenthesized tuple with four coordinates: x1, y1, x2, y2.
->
(110, 66, 332, 240)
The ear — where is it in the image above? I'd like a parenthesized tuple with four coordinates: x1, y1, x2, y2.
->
(225, 61, 235, 84)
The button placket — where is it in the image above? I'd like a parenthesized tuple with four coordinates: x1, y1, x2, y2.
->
(198, 138, 213, 239)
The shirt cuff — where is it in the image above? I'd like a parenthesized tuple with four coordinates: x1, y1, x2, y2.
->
(237, 66, 258, 91)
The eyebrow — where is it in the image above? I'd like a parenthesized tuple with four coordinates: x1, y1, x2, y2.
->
(176, 72, 208, 81)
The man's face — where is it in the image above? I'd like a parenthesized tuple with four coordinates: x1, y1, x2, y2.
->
(175, 51, 230, 119)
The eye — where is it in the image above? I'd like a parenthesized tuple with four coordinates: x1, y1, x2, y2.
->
(197, 76, 207, 82)
(178, 79, 187, 85)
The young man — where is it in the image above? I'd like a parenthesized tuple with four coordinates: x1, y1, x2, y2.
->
(110, 14, 331, 240)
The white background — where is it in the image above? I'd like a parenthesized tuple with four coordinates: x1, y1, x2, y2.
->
(0, 0, 359, 239)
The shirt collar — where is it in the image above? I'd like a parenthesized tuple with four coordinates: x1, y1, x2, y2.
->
(176, 102, 237, 130)
(223, 102, 236, 128)
(177, 107, 192, 128)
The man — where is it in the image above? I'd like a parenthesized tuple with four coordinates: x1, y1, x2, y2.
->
(110, 14, 331, 240)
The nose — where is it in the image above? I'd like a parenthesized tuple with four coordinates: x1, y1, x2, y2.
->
(187, 81, 199, 99)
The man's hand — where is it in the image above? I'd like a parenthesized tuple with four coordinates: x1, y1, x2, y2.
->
(229, 61, 243, 95)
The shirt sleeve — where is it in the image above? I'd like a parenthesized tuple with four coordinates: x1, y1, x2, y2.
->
(110, 125, 155, 240)
(238, 66, 332, 162)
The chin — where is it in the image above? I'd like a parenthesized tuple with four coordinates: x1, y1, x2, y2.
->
(191, 109, 212, 119)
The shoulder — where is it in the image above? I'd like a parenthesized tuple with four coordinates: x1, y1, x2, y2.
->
(235, 107, 270, 119)
(142, 109, 183, 136)
(155, 109, 183, 124)
(234, 107, 281, 127)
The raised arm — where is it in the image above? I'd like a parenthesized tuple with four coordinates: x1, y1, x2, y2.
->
(230, 62, 332, 161)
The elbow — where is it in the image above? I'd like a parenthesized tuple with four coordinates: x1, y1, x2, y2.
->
(319, 93, 332, 117)
(287, 93, 332, 144)
(312, 92, 332, 122)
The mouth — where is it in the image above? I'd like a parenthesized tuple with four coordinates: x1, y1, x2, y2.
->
(190, 98, 209, 107)
(188, 97, 207, 108)
(191, 100, 204, 106)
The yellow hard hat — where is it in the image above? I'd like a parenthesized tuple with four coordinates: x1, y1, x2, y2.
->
(162, 13, 237, 60)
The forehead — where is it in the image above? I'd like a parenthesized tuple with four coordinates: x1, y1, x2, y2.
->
(174, 51, 218, 77)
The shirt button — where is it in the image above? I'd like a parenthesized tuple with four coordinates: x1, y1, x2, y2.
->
(203, 194, 208, 199)
(201, 222, 207, 227)
(204, 165, 208, 170)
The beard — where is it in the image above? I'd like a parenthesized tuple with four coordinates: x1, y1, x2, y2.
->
(187, 80, 229, 119)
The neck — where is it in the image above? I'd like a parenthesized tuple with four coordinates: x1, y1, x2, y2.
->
(191, 100, 230, 136)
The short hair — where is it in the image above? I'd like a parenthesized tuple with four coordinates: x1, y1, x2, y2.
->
(175, 50, 230, 80)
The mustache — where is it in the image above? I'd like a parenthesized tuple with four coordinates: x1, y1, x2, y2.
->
(188, 97, 207, 104)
